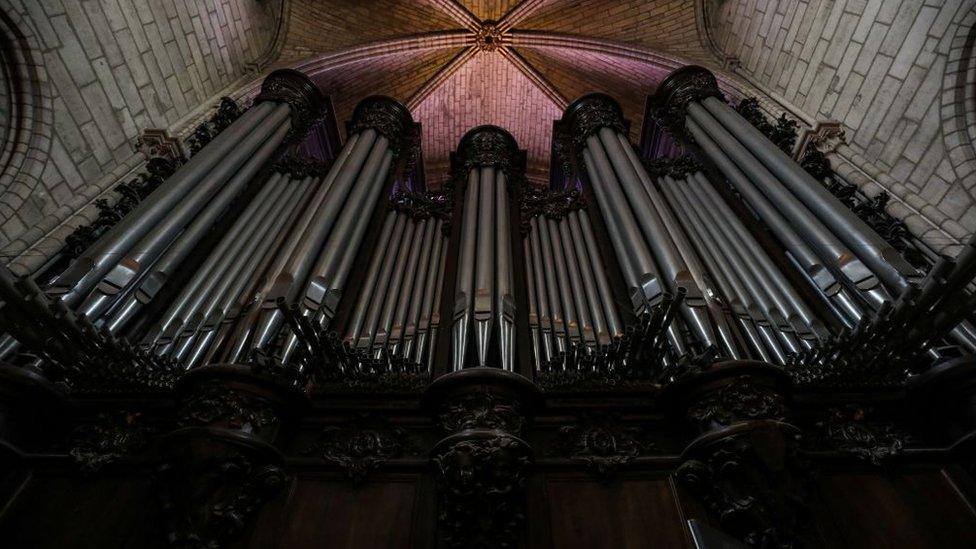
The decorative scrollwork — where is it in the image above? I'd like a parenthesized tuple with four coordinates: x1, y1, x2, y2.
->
(643, 155, 703, 180)
(687, 376, 788, 429)
(433, 435, 531, 549)
(812, 407, 906, 465)
(390, 186, 451, 221)
(272, 154, 332, 178)
(178, 383, 278, 432)
(552, 413, 657, 477)
(457, 126, 521, 175)
(302, 416, 417, 482)
(735, 97, 798, 154)
(69, 411, 156, 472)
(184, 97, 243, 156)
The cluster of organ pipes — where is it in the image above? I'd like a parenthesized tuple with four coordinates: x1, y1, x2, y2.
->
(449, 127, 520, 372)
(3, 64, 976, 391)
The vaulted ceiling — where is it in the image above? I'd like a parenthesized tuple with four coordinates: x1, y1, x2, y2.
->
(277, 0, 722, 184)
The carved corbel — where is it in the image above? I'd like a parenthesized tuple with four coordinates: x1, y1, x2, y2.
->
(423, 367, 542, 548)
(156, 364, 308, 549)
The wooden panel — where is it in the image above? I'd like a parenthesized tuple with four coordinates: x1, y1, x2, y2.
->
(259, 473, 434, 549)
(814, 469, 976, 549)
(0, 472, 161, 549)
(529, 473, 691, 549)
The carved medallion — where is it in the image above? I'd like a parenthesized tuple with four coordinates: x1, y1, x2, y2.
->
(302, 416, 417, 482)
(552, 413, 657, 477)
(69, 411, 156, 472)
(687, 375, 788, 429)
(813, 407, 906, 466)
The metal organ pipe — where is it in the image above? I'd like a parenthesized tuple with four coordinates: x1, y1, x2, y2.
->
(449, 127, 522, 371)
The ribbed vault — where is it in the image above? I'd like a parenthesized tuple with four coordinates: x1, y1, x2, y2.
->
(276, 0, 724, 183)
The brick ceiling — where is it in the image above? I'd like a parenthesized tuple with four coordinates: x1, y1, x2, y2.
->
(279, 0, 718, 183)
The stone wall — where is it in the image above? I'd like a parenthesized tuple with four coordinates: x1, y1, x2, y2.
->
(0, 0, 275, 264)
(709, 0, 976, 254)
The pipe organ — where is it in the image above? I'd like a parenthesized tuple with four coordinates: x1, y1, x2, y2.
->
(3, 66, 976, 549)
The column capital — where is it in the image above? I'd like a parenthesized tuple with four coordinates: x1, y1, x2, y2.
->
(651, 65, 724, 137)
(560, 93, 626, 149)
(348, 95, 416, 159)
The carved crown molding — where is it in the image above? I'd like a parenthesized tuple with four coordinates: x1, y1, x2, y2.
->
(255, 68, 328, 141)
(455, 125, 523, 176)
(348, 95, 416, 159)
(651, 65, 724, 139)
(560, 93, 626, 149)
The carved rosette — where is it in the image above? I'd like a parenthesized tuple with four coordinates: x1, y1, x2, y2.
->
(424, 368, 542, 548)
(560, 93, 627, 150)
(651, 65, 724, 140)
(348, 95, 417, 160)
(157, 365, 308, 548)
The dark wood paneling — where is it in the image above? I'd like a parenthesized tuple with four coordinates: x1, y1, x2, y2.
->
(813, 469, 976, 549)
(252, 473, 434, 549)
(0, 472, 161, 549)
(529, 473, 690, 549)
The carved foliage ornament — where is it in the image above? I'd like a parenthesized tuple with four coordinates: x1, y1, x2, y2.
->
(813, 407, 906, 466)
(348, 96, 416, 159)
(552, 413, 657, 477)
(653, 66, 724, 139)
(272, 155, 332, 178)
(255, 69, 327, 142)
(643, 155, 703, 180)
(178, 383, 278, 433)
(459, 129, 519, 174)
(302, 416, 417, 482)
(566, 95, 626, 149)
(687, 376, 788, 429)
(438, 390, 527, 435)
(69, 411, 156, 472)
(434, 435, 531, 549)
(185, 97, 243, 156)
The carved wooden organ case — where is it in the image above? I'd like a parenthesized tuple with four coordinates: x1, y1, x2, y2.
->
(2, 67, 976, 548)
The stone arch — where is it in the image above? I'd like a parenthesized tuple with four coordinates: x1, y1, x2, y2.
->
(942, 5, 976, 180)
(0, 6, 54, 246)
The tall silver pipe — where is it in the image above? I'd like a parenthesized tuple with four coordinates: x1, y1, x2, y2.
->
(668, 180, 789, 364)
(94, 124, 295, 332)
(167, 178, 303, 362)
(704, 96, 918, 293)
(524, 230, 543, 366)
(583, 141, 662, 312)
(390, 218, 432, 355)
(692, 173, 830, 341)
(495, 171, 516, 371)
(144, 174, 284, 347)
(410, 223, 443, 363)
(452, 170, 480, 371)
(373, 218, 418, 354)
(548, 218, 580, 346)
(425, 233, 448, 372)
(536, 217, 567, 356)
(575, 211, 623, 340)
(566, 212, 609, 345)
(473, 166, 496, 367)
(686, 118, 865, 326)
(528, 226, 554, 362)
(687, 106, 888, 307)
(48, 101, 282, 308)
(344, 211, 399, 345)
(675, 181, 802, 356)
(558, 220, 596, 346)
(658, 180, 772, 363)
(248, 129, 379, 352)
(356, 214, 407, 349)
(402, 219, 438, 359)
(181, 180, 313, 369)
